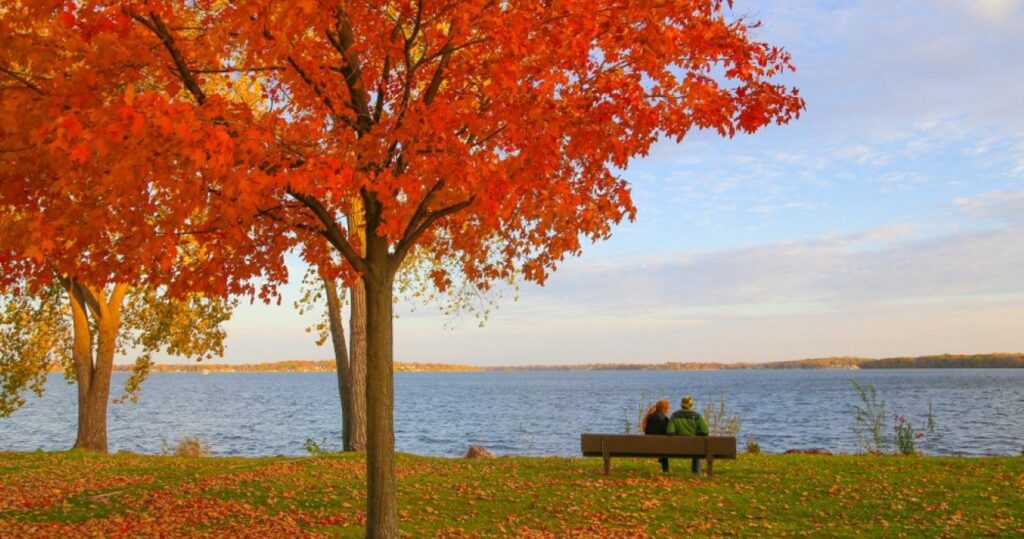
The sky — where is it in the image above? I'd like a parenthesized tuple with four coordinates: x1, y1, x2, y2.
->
(210, 0, 1024, 366)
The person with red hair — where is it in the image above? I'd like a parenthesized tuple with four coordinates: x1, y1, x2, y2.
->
(641, 399, 672, 473)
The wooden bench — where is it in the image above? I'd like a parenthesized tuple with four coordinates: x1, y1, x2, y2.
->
(580, 434, 737, 476)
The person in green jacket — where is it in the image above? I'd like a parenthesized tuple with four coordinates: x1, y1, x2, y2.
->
(666, 395, 710, 474)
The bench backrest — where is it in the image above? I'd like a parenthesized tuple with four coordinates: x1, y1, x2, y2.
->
(580, 434, 737, 459)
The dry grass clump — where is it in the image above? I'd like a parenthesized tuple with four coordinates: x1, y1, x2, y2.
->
(162, 436, 209, 457)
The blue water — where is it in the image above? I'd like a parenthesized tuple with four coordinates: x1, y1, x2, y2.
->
(0, 369, 1021, 457)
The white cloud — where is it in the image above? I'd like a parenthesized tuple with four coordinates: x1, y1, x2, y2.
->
(833, 144, 889, 166)
(955, 189, 1024, 223)
(965, 0, 1023, 26)
(752, 202, 818, 214)
(859, 223, 918, 242)
(511, 212, 1023, 319)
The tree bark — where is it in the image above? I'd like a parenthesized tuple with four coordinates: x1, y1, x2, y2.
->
(324, 277, 355, 451)
(324, 276, 368, 452)
(347, 201, 368, 452)
(75, 318, 116, 452)
(347, 279, 368, 451)
(363, 222, 397, 538)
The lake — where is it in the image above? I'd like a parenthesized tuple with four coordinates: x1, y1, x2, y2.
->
(1, 369, 1021, 457)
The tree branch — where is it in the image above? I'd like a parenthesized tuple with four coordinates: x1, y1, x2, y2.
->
(416, 37, 486, 68)
(0, 144, 36, 154)
(326, 9, 373, 135)
(286, 189, 369, 276)
(372, 54, 391, 126)
(286, 56, 343, 118)
(62, 276, 95, 383)
(192, 65, 284, 74)
(396, 180, 444, 249)
(467, 124, 506, 148)
(372, 14, 406, 125)
(76, 281, 105, 322)
(406, 0, 424, 49)
(108, 283, 130, 317)
(421, 40, 453, 106)
(0, 66, 44, 94)
(389, 194, 475, 270)
(127, 10, 206, 104)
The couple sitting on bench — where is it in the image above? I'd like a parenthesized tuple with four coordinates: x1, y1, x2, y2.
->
(641, 396, 709, 474)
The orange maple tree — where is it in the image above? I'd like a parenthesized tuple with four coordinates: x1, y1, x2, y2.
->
(0, 1, 268, 452)
(2, 1, 803, 536)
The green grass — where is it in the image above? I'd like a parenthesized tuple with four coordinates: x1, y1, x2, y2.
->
(1, 450, 1021, 537)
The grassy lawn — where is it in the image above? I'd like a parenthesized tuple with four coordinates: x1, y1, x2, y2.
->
(1, 451, 1021, 537)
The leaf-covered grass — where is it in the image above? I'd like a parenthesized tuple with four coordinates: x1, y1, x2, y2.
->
(1, 450, 1021, 537)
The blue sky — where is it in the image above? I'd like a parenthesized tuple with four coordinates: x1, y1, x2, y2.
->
(212, 0, 1024, 365)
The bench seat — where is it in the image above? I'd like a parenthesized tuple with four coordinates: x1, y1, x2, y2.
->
(580, 433, 737, 475)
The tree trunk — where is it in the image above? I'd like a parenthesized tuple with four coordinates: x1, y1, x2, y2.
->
(347, 202, 368, 452)
(363, 227, 396, 538)
(347, 279, 368, 452)
(74, 332, 113, 452)
(67, 282, 104, 452)
(65, 281, 126, 453)
(324, 277, 356, 451)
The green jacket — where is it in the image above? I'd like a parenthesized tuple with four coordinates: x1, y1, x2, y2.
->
(666, 410, 710, 436)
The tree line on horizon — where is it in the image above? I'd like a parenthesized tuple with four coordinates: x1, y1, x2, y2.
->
(859, 353, 1024, 369)
(489, 353, 1024, 370)
(1, 2, 805, 537)
(100, 353, 1024, 373)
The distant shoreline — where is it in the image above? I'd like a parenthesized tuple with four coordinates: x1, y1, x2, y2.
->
(112, 353, 1024, 373)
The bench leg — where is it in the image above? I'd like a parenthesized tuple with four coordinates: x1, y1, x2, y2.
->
(706, 455, 714, 477)
(601, 439, 610, 475)
(603, 456, 610, 475)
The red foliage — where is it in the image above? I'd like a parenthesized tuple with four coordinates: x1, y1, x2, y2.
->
(2, 0, 802, 295)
